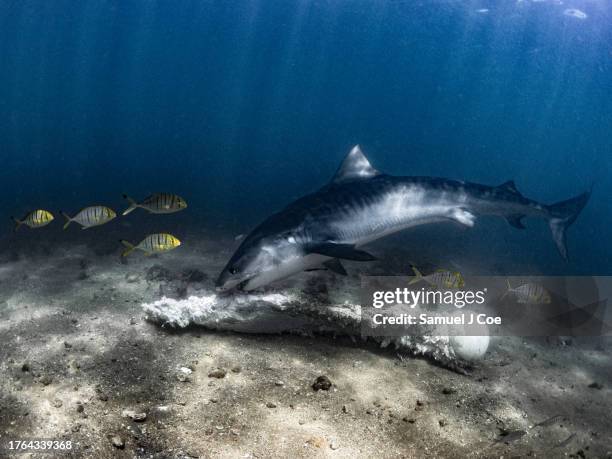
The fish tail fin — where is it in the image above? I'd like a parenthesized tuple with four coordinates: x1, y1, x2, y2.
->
(11, 216, 22, 232)
(122, 194, 138, 216)
(409, 265, 424, 285)
(546, 188, 591, 261)
(120, 240, 135, 257)
(501, 279, 512, 300)
(61, 211, 72, 230)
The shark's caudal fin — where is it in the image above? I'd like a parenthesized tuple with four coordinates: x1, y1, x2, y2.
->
(546, 190, 591, 261)
(60, 211, 72, 230)
(122, 194, 139, 216)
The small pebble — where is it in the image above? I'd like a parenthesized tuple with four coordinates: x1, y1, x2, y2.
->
(208, 368, 227, 379)
(122, 410, 147, 422)
(111, 435, 124, 449)
(306, 436, 327, 449)
(312, 375, 332, 391)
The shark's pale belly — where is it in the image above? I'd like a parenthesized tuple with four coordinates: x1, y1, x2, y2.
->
(325, 185, 469, 247)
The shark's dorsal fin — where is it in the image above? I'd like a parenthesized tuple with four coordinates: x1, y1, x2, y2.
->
(331, 145, 381, 184)
(498, 180, 521, 195)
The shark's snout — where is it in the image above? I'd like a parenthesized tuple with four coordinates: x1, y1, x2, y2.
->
(215, 281, 248, 294)
(215, 272, 230, 291)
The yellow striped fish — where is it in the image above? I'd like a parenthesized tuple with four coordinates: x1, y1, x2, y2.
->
(120, 233, 181, 257)
(409, 266, 465, 289)
(122, 193, 187, 216)
(504, 280, 551, 304)
(12, 209, 54, 231)
(62, 206, 117, 229)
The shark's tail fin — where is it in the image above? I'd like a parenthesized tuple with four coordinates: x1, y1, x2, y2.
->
(122, 194, 138, 216)
(546, 189, 591, 261)
(61, 211, 73, 230)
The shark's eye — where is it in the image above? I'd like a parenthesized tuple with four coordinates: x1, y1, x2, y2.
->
(229, 267, 238, 275)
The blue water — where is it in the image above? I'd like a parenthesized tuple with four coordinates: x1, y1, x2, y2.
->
(1, 1, 611, 273)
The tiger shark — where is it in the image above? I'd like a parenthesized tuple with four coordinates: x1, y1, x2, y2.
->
(216, 146, 590, 291)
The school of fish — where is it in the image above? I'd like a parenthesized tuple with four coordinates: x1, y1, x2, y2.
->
(11, 193, 186, 257)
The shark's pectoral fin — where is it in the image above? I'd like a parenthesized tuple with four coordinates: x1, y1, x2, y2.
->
(306, 242, 376, 261)
(450, 208, 476, 227)
(323, 258, 348, 275)
(506, 214, 526, 229)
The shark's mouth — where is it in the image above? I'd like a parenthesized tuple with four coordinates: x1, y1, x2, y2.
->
(219, 273, 258, 292)
(215, 271, 257, 292)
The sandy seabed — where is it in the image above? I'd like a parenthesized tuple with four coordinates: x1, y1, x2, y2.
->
(0, 231, 611, 458)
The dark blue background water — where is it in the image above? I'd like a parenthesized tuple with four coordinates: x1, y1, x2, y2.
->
(1, 1, 610, 273)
